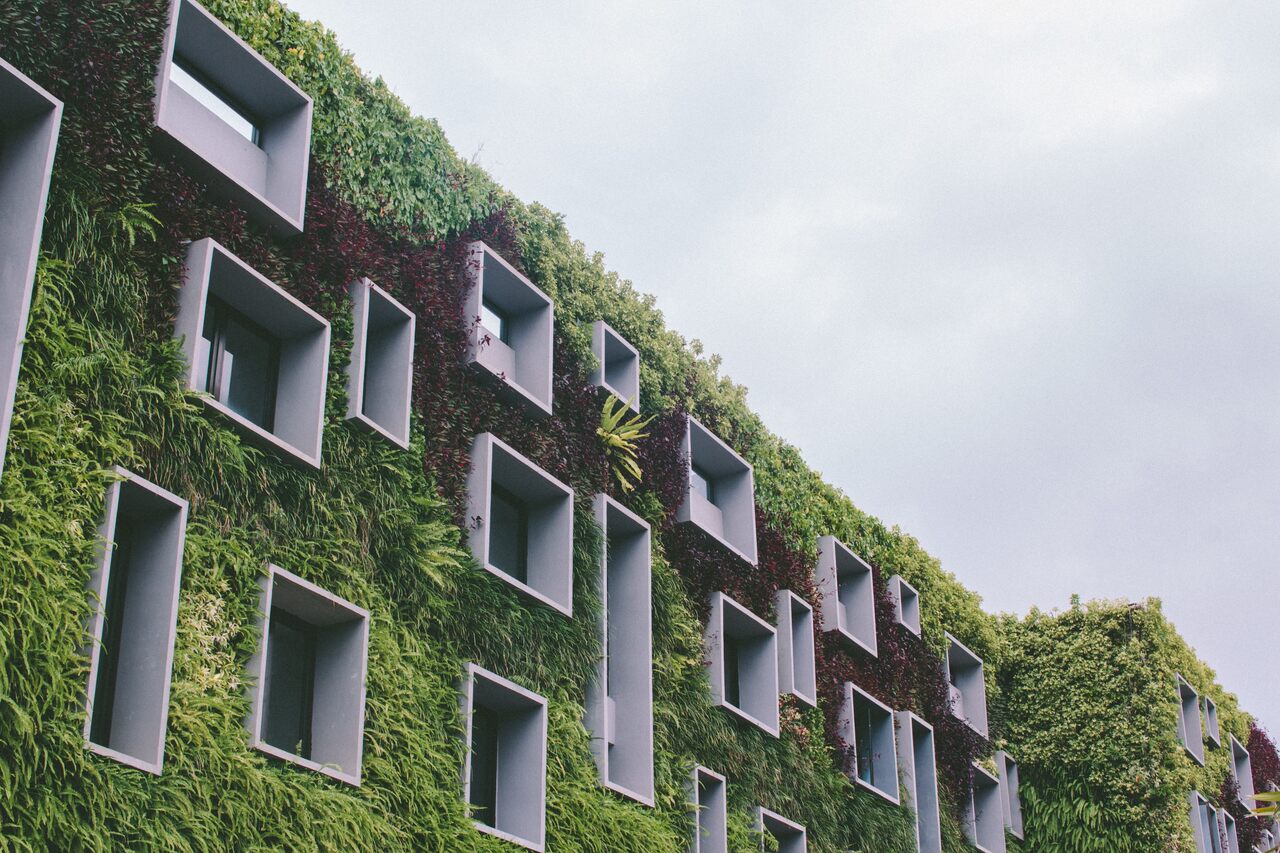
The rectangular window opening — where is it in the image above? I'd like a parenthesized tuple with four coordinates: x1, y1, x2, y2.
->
(481, 298, 510, 344)
(88, 520, 137, 749)
(723, 632, 741, 708)
(469, 704, 500, 827)
(691, 464, 715, 504)
(489, 483, 530, 583)
(262, 608, 317, 760)
(171, 58, 261, 145)
(201, 296, 280, 431)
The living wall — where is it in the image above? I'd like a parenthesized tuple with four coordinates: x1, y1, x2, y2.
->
(0, 0, 1262, 851)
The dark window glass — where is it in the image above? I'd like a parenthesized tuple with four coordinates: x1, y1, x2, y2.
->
(89, 519, 137, 748)
(202, 297, 280, 431)
(481, 298, 509, 344)
(691, 464, 715, 504)
(469, 704, 500, 827)
(489, 483, 529, 583)
(262, 609, 316, 759)
(723, 633, 741, 709)
(171, 58, 261, 145)
(855, 698, 875, 785)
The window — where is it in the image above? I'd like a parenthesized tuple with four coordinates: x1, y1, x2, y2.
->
(174, 238, 330, 468)
(585, 495, 654, 805)
(678, 416, 758, 566)
(1176, 675, 1205, 765)
(705, 592, 779, 737)
(0, 58, 61, 481)
(246, 565, 369, 786)
(945, 633, 989, 738)
(462, 664, 548, 852)
(83, 469, 187, 775)
(154, 0, 313, 235)
(465, 242, 554, 416)
(691, 766, 727, 853)
(840, 682, 898, 804)
(590, 320, 641, 413)
(467, 432, 575, 616)
(168, 59, 259, 144)
(755, 807, 806, 853)
(1230, 735, 1255, 808)
(888, 574, 922, 637)
(1222, 809, 1241, 853)
(1204, 696, 1221, 747)
(774, 590, 817, 706)
(896, 712, 942, 853)
(814, 536, 878, 656)
(346, 278, 415, 448)
(996, 751, 1024, 840)
(201, 296, 280, 431)
(966, 764, 1007, 853)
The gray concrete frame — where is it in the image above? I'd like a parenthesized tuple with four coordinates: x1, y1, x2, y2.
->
(690, 765, 728, 853)
(461, 663, 549, 853)
(754, 806, 807, 853)
(1177, 674, 1206, 766)
(814, 536, 878, 657)
(1231, 735, 1255, 809)
(585, 494, 655, 806)
(888, 574, 922, 637)
(966, 763, 1007, 853)
(774, 589, 817, 707)
(839, 681, 900, 805)
(83, 468, 187, 775)
(346, 278, 415, 449)
(466, 432, 575, 616)
(705, 591, 779, 737)
(996, 750, 1024, 840)
(895, 711, 942, 853)
(464, 241, 554, 417)
(945, 632, 989, 738)
(677, 416, 758, 566)
(244, 564, 370, 786)
(0, 57, 61, 482)
(154, 0, 313, 235)
(590, 320, 640, 413)
(1223, 809, 1241, 853)
(174, 237, 331, 468)
(1204, 695, 1221, 748)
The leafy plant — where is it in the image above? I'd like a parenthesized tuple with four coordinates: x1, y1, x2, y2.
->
(597, 392, 653, 492)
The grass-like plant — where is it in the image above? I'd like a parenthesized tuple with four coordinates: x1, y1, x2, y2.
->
(597, 393, 653, 493)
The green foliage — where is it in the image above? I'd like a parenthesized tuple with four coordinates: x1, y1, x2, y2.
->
(597, 393, 653, 492)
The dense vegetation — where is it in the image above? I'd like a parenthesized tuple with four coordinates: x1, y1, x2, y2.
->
(0, 0, 1270, 850)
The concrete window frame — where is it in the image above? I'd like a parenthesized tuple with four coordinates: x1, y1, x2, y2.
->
(754, 806, 807, 853)
(1177, 674, 1206, 765)
(245, 564, 370, 786)
(585, 494, 654, 806)
(466, 432, 575, 617)
(0, 57, 62, 482)
(1222, 809, 1241, 853)
(774, 589, 817, 707)
(705, 591, 779, 737)
(691, 765, 728, 853)
(895, 711, 942, 853)
(677, 416, 758, 566)
(464, 241, 553, 417)
(83, 468, 187, 775)
(461, 663, 549, 852)
(966, 763, 1008, 853)
(153, 0, 313, 235)
(174, 237, 330, 468)
(814, 536, 878, 656)
(996, 750, 1024, 841)
(945, 633, 989, 738)
(1190, 791, 1222, 853)
(1203, 696, 1221, 748)
(590, 320, 640, 413)
(1231, 735, 1255, 809)
(840, 681, 899, 805)
(346, 278, 415, 449)
(888, 574, 922, 637)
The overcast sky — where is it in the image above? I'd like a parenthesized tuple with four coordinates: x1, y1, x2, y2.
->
(284, 0, 1280, 729)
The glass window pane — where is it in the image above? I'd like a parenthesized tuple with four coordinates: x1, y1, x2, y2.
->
(691, 465, 714, 503)
(469, 705, 500, 827)
(170, 60, 260, 145)
(201, 300, 280, 431)
(489, 484, 528, 583)
(723, 633, 741, 709)
(263, 610, 316, 759)
(89, 519, 137, 749)
(481, 299, 508, 343)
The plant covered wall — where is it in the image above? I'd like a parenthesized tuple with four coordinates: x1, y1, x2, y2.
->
(0, 0, 1264, 851)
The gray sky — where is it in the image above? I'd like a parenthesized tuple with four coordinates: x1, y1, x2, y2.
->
(284, 0, 1280, 729)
